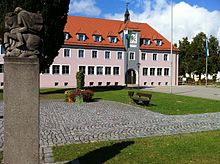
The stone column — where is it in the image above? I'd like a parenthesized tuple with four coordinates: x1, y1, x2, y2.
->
(3, 57, 40, 164)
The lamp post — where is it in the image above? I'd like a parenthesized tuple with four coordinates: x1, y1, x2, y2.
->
(137, 62, 141, 89)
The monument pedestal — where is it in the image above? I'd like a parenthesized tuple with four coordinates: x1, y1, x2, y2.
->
(3, 57, 39, 164)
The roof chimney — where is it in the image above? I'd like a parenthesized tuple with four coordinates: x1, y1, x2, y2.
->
(124, 3, 130, 23)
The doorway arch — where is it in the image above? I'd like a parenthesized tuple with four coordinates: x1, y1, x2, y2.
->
(126, 69, 137, 84)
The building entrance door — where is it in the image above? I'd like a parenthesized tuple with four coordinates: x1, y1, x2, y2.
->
(126, 69, 136, 84)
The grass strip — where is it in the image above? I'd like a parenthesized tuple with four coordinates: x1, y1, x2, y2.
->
(53, 130, 220, 164)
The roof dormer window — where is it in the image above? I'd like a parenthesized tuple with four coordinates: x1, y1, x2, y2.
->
(143, 38, 151, 45)
(77, 33, 86, 41)
(64, 32, 70, 40)
(93, 35, 102, 42)
(109, 36, 117, 43)
(155, 40, 162, 46)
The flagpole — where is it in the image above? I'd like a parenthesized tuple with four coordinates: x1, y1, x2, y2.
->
(205, 39, 209, 87)
(170, 0, 173, 94)
(206, 55, 208, 87)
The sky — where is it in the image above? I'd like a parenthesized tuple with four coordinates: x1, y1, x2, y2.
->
(68, 0, 220, 44)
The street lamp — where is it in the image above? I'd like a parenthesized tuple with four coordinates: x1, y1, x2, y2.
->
(137, 62, 141, 89)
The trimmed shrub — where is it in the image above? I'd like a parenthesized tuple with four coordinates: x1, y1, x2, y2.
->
(76, 71, 85, 89)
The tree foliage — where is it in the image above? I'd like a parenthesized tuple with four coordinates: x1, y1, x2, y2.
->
(0, 0, 70, 72)
(178, 32, 220, 80)
(178, 37, 191, 75)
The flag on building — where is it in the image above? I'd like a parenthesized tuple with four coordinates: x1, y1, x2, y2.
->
(205, 39, 209, 58)
(124, 30, 132, 49)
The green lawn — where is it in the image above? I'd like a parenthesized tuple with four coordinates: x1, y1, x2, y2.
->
(93, 88, 220, 115)
(0, 87, 219, 115)
(53, 130, 220, 164)
(39, 87, 220, 115)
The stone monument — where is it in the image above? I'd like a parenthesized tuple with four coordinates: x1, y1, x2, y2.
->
(3, 7, 43, 164)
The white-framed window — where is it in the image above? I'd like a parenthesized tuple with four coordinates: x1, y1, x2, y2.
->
(92, 50, 98, 58)
(64, 32, 70, 40)
(52, 65, 60, 74)
(88, 66, 95, 75)
(129, 52, 135, 60)
(79, 66, 86, 74)
(63, 48, 70, 57)
(157, 68, 162, 76)
(77, 33, 86, 41)
(143, 39, 151, 45)
(109, 37, 117, 43)
(97, 66, 103, 75)
(62, 65, 70, 75)
(150, 68, 155, 76)
(141, 53, 146, 60)
(93, 35, 102, 42)
(164, 54, 168, 61)
(117, 51, 123, 60)
(78, 49, 85, 58)
(105, 67, 111, 75)
(105, 51, 111, 59)
(143, 68, 148, 76)
(155, 40, 162, 46)
(153, 54, 157, 61)
(113, 67, 119, 75)
(0, 64, 3, 73)
(164, 68, 169, 76)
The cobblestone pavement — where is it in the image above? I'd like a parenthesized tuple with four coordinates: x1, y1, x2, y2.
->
(39, 100, 220, 147)
(0, 100, 220, 163)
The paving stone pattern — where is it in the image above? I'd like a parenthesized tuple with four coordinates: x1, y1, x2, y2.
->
(0, 100, 220, 150)
(39, 100, 220, 147)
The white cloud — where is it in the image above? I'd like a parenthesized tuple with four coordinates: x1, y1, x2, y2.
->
(104, 0, 220, 44)
(68, 0, 101, 16)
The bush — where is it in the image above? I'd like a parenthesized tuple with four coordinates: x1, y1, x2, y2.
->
(76, 71, 85, 89)
(64, 90, 74, 102)
(65, 89, 94, 102)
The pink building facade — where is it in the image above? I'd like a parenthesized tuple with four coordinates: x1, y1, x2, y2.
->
(0, 10, 179, 88)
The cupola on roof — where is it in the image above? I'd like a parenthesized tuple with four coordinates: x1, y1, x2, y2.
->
(124, 3, 130, 23)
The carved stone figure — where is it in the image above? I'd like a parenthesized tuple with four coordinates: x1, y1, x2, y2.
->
(4, 7, 43, 58)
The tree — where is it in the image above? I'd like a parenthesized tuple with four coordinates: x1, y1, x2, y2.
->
(0, 0, 70, 72)
(178, 37, 192, 76)
(189, 32, 207, 80)
(207, 35, 220, 75)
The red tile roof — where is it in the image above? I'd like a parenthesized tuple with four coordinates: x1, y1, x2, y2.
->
(76, 27, 86, 34)
(64, 16, 178, 51)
